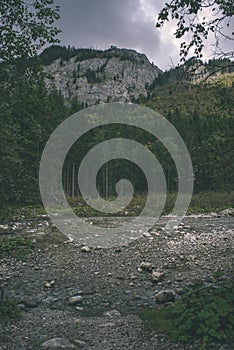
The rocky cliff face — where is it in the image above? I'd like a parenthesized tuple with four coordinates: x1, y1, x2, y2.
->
(44, 47, 161, 106)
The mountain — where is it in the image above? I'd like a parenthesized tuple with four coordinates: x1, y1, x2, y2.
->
(41, 45, 161, 106)
(152, 57, 234, 87)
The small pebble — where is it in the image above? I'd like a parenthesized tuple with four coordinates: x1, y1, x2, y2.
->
(81, 246, 90, 252)
(69, 296, 83, 305)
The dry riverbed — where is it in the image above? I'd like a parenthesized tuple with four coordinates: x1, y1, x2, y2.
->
(0, 214, 233, 350)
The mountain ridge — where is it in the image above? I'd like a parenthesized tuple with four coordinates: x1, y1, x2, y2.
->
(42, 45, 162, 106)
(41, 45, 234, 107)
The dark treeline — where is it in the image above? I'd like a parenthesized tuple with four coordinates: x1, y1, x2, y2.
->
(0, 56, 233, 207)
(39, 44, 139, 66)
(149, 57, 234, 89)
(0, 58, 70, 206)
(142, 76, 234, 193)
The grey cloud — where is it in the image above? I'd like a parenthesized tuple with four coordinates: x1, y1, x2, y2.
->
(54, 0, 233, 70)
(55, 0, 173, 69)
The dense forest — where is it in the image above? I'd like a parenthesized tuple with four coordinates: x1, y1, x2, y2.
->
(39, 44, 144, 66)
(0, 47, 233, 208)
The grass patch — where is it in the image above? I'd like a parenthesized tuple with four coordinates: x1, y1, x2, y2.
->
(188, 191, 234, 214)
(68, 193, 146, 217)
(139, 279, 234, 350)
(0, 237, 34, 260)
(0, 205, 46, 221)
(0, 297, 21, 324)
(68, 191, 234, 216)
(0, 191, 233, 220)
(67, 191, 234, 216)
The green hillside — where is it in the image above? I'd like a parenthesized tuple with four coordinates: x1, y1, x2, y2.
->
(139, 74, 234, 193)
(0, 51, 233, 208)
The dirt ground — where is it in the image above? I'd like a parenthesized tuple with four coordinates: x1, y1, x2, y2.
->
(0, 215, 233, 350)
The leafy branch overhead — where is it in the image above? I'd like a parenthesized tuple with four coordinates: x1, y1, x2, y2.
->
(156, 0, 234, 61)
(0, 0, 61, 62)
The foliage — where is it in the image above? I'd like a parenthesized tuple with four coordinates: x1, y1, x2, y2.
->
(156, 0, 234, 61)
(0, 63, 69, 206)
(140, 75, 234, 194)
(0, 298, 21, 324)
(85, 68, 101, 83)
(0, 237, 34, 260)
(139, 279, 234, 349)
(0, 0, 64, 207)
(1, 69, 234, 205)
(0, 190, 233, 220)
(0, 0, 60, 62)
(0, 205, 46, 220)
(207, 72, 234, 87)
(1, 38, 234, 207)
(39, 45, 105, 65)
(153, 58, 234, 86)
(39, 45, 140, 65)
(188, 191, 234, 213)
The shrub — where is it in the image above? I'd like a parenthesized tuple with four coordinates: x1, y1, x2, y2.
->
(0, 297, 21, 324)
(0, 237, 34, 260)
(139, 279, 234, 349)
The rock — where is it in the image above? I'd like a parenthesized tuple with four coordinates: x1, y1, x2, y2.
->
(152, 271, 164, 283)
(44, 281, 55, 288)
(76, 306, 84, 311)
(153, 231, 160, 236)
(44, 48, 161, 107)
(140, 262, 153, 272)
(117, 274, 125, 280)
(68, 295, 83, 305)
(220, 208, 234, 216)
(43, 296, 59, 305)
(103, 309, 121, 317)
(77, 290, 84, 295)
(64, 237, 74, 244)
(73, 339, 87, 347)
(155, 290, 176, 303)
(100, 322, 115, 328)
(81, 246, 90, 252)
(41, 338, 76, 349)
(36, 231, 46, 236)
(143, 232, 152, 238)
(73, 318, 81, 324)
(21, 297, 41, 308)
(175, 287, 184, 294)
(0, 225, 8, 230)
(130, 273, 137, 280)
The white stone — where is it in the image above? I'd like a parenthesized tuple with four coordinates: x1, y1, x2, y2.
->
(69, 296, 83, 305)
(41, 338, 76, 349)
(143, 232, 152, 237)
(73, 339, 87, 347)
(81, 246, 90, 252)
(155, 290, 175, 303)
(152, 271, 164, 282)
(103, 309, 121, 317)
(140, 262, 153, 271)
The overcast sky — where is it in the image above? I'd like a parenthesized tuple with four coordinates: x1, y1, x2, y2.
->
(54, 0, 233, 71)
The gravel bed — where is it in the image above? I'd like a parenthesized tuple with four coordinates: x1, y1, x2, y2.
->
(0, 216, 233, 350)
